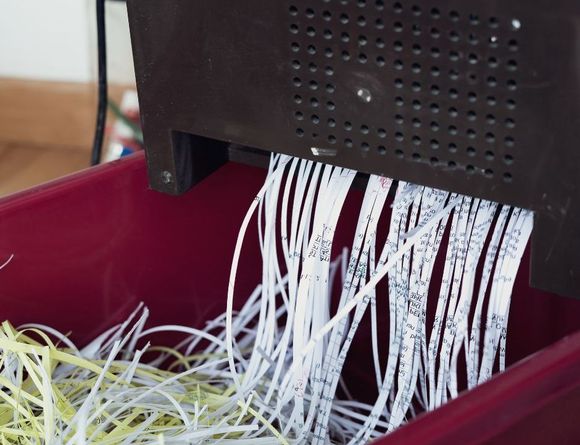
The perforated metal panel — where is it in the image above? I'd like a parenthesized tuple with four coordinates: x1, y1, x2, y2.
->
(127, 0, 580, 297)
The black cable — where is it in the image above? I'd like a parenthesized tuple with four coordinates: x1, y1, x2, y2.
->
(91, 0, 108, 166)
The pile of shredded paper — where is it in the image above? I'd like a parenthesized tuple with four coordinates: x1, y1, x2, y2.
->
(0, 155, 532, 444)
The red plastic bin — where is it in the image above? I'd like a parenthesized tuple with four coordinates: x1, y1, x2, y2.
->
(1, 152, 579, 444)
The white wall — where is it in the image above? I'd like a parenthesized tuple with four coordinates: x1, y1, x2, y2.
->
(0, 0, 135, 84)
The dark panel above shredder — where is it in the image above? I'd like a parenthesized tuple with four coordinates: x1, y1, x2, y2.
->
(127, 0, 580, 298)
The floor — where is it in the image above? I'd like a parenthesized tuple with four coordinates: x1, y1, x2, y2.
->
(0, 78, 131, 197)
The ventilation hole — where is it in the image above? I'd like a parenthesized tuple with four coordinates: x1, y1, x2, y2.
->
(358, 35, 368, 46)
(305, 8, 315, 18)
(467, 129, 477, 139)
(468, 53, 479, 64)
(487, 96, 497, 106)
(294, 111, 304, 120)
(411, 4, 421, 15)
(393, 2, 403, 13)
(395, 114, 404, 124)
(394, 78, 404, 88)
(395, 149, 404, 158)
(430, 104, 440, 114)
(341, 32, 351, 42)
(430, 139, 440, 149)
(505, 118, 516, 129)
(340, 13, 350, 24)
(431, 47, 441, 58)
(449, 88, 459, 99)
(378, 145, 387, 155)
(328, 135, 337, 144)
(505, 136, 515, 147)
(376, 18, 385, 29)
(467, 146, 476, 156)
(291, 42, 300, 52)
(508, 39, 519, 51)
(412, 81, 421, 92)
(361, 142, 370, 151)
(504, 154, 514, 165)
(412, 24, 421, 36)
(326, 101, 336, 110)
(412, 152, 422, 160)
(376, 37, 386, 48)
(466, 164, 475, 174)
(357, 0, 367, 7)
(326, 84, 336, 93)
(430, 121, 440, 131)
(467, 110, 477, 121)
(345, 138, 353, 148)
(506, 99, 516, 110)
(430, 7, 440, 18)
(507, 59, 518, 71)
(448, 160, 457, 169)
(503, 172, 513, 183)
(325, 48, 334, 58)
(378, 128, 387, 138)
(307, 45, 316, 55)
(468, 33, 479, 45)
(310, 98, 319, 107)
(342, 51, 351, 61)
(468, 92, 477, 102)
(325, 66, 334, 76)
(358, 53, 368, 63)
(449, 69, 459, 80)
(293, 77, 302, 87)
(412, 118, 421, 128)
(488, 57, 499, 68)
(357, 16, 367, 26)
(395, 132, 404, 141)
(431, 27, 441, 38)
(394, 59, 403, 70)
(292, 60, 301, 70)
(469, 14, 480, 25)
(448, 125, 458, 136)
(449, 50, 461, 61)
(431, 66, 440, 77)
(431, 85, 440, 95)
(296, 128, 304, 137)
(289, 5, 298, 16)
(311, 114, 320, 124)
(290, 24, 299, 34)
(328, 118, 336, 128)
(412, 99, 422, 110)
(489, 17, 499, 28)
(376, 0, 385, 10)
(344, 121, 353, 131)
(484, 169, 494, 178)
(394, 41, 403, 52)
(411, 63, 421, 73)
(449, 10, 459, 21)
(306, 27, 316, 37)
(485, 150, 495, 160)
(294, 94, 303, 104)
(412, 44, 422, 55)
(507, 79, 517, 91)
(485, 132, 495, 143)
(449, 31, 460, 42)
(360, 125, 370, 134)
(376, 56, 386, 67)
(487, 76, 497, 87)
(309, 81, 319, 90)
(486, 114, 496, 124)
(448, 143, 457, 153)
(309, 63, 318, 72)
(312, 132, 318, 139)
(395, 96, 404, 106)
(448, 107, 458, 117)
